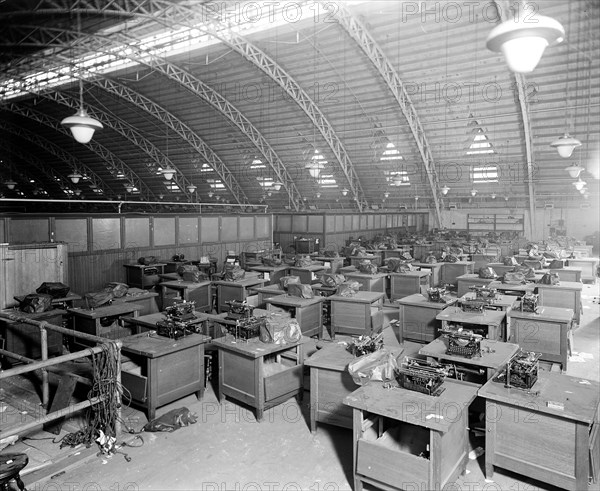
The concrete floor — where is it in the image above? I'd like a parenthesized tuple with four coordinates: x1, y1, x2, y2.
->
(5, 281, 600, 490)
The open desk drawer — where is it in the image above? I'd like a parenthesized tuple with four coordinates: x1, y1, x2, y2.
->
(121, 358, 148, 403)
(263, 361, 303, 402)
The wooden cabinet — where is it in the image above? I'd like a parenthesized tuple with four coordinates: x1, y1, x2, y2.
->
(567, 257, 598, 282)
(329, 291, 384, 338)
(213, 335, 304, 421)
(123, 263, 166, 289)
(248, 265, 289, 286)
(159, 280, 212, 312)
(265, 294, 324, 339)
(396, 293, 456, 344)
(456, 273, 496, 297)
(288, 265, 326, 285)
(120, 332, 209, 420)
(480, 372, 600, 490)
(213, 278, 266, 313)
(112, 290, 159, 315)
(412, 262, 443, 287)
(535, 281, 583, 326)
(436, 306, 506, 341)
(440, 261, 475, 286)
(507, 306, 573, 370)
(389, 271, 430, 301)
(0, 309, 65, 359)
(344, 382, 477, 491)
(345, 272, 387, 296)
(549, 267, 582, 283)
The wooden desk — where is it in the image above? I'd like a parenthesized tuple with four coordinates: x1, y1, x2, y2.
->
(412, 243, 435, 261)
(287, 265, 326, 285)
(159, 280, 212, 312)
(419, 338, 520, 384)
(456, 273, 496, 297)
(548, 267, 582, 283)
(388, 270, 430, 301)
(345, 272, 387, 295)
(124, 311, 212, 336)
(212, 277, 266, 313)
(487, 280, 535, 298)
(305, 344, 405, 433)
(162, 260, 190, 274)
(212, 335, 304, 421)
(50, 292, 82, 309)
(535, 280, 583, 326)
(120, 331, 210, 420)
(112, 289, 159, 315)
(329, 291, 385, 338)
(411, 262, 443, 287)
(567, 256, 598, 282)
(248, 265, 289, 286)
(344, 381, 477, 491)
(507, 306, 573, 370)
(479, 372, 600, 490)
(440, 261, 475, 286)
(436, 306, 506, 341)
(68, 303, 143, 348)
(265, 294, 324, 339)
(396, 293, 457, 344)
(471, 253, 500, 270)
(348, 254, 381, 267)
(312, 256, 344, 274)
(250, 284, 284, 308)
(485, 263, 516, 277)
(0, 309, 65, 359)
(123, 263, 166, 289)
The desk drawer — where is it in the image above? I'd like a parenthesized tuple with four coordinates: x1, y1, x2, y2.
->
(121, 370, 148, 403)
(264, 363, 302, 402)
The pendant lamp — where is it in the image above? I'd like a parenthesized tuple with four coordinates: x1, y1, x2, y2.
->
(551, 133, 582, 158)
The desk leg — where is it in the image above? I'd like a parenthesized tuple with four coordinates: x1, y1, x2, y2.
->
(575, 422, 589, 490)
(485, 401, 496, 480)
(147, 358, 158, 421)
(309, 367, 318, 433)
(352, 408, 363, 491)
(217, 349, 225, 403)
(195, 345, 205, 400)
(255, 357, 264, 422)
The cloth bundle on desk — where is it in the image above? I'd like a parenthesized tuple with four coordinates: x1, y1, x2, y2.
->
(538, 271, 560, 285)
(386, 258, 413, 273)
(294, 255, 313, 268)
(259, 311, 302, 345)
(287, 283, 314, 299)
(137, 256, 159, 265)
(320, 273, 345, 288)
(176, 264, 207, 283)
(502, 271, 526, 285)
(18, 293, 53, 313)
(347, 349, 399, 386)
(336, 280, 361, 297)
(35, 282, 70, 298)
(444, 254, 460, 263)
(84, 290, 114, 309)
(513, 265, 536, 280)
(503, 256, 519, 266)
(357, 259, 378, 275)
(222, 264, 245, 282)
(262, 255, 282, 267)
(280, 275, 300, 290)
(104, 282, 129, 298)
(478, 266, 498, 279)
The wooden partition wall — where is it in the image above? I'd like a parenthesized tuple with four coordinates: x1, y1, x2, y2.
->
(273, 212, 429, 253)
(1, 214, 273, 294)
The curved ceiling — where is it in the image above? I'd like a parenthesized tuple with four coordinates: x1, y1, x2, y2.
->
(0, 0, 599, 222)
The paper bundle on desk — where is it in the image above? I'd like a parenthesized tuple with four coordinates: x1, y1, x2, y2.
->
(348, 349, 400, 386)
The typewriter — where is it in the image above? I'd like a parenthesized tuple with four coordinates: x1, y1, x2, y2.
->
(225, 316, 265, 341)
(395, 357, 450, 396)
(347, 330, 384, 357)
(494, 350, 541, 390)
(459, 286, 498, 313)
(427, 287, 448, 303)
(520, 293, 539, 313)
(225, 300, 254, 321)
(440, 327, 482, 358)
(156, 301, 199, 340)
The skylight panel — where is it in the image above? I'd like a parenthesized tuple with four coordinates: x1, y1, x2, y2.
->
(164, 182, 182, 192)
(207, 179, 225, 190)
(380, 142, 403, 161)
(250, 158, 266, 169)
(200, 164, 213, 172)
(467, 129, 495, 155)
(471, 165, 499, 183)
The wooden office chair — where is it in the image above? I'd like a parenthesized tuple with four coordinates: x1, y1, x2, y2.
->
(0, 453, 28, 491)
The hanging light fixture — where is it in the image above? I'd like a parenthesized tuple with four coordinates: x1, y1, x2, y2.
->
(491, 193, 497, 199)
(441, 185, 450, 195)
(5, 180, 17, 190)
(272, 181, 282, 191)
(60, 9, 103, 143)
(504, 195, 509, 201)
(579, 187, 587, 195)
(470, 189, 478, 197)
(160, 168, 176, 180)
(315, 192, 321, 199)
(551, 133, 582, 158)
(384, 191, 390, 199)
(341, 188, 349, 196)
(186, 184, 197, 193)
(414, 195, 420, 201)
(68, 172, 83, 184)
(208, 190, 214, 198)
(306, 162, 325, 178)
(125, 183, 134, 193)
(572, 178, 586, 191)
(486, 12, 564, 73)
(74, 189, 82, 196)
(564, 164, 584, 178)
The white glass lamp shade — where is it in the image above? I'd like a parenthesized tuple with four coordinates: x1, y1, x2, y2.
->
(208, 191, 214, 198)
(564, 164, 584, 178)
(486, 15, 564, 73)
(470, 189, 478, 197)
(5, 180, 17, 190)
(441, 185, 450, 195)
(187, 184, 197, 193)
(68, 173, 83, 184)
(551, 134, 582, 158)
(414, 195, 420, 201)
(341, 188, 349, 196)
(306, 162, 325, 178)
(160, 168, 176, 180)
(61, 108, 103, 144)
(316, 192, 321, 198)
(573, 178, 586, 191)
(384, 191, 390, 198)
(125, 183, 134, 193)
(272, 181, 282, 191)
